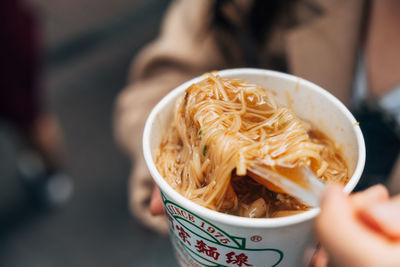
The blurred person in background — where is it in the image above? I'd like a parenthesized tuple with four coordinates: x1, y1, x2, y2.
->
(0, 0, 72, 208)
(114, 0, 400, 264)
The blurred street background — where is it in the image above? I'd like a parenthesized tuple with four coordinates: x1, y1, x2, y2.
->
(0, 0, 177, 266)
(2, 1, 400, 266)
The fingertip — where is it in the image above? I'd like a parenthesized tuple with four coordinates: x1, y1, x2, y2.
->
(313, 248, 329, 267)
(150, 186, 165, 215)
(369, 184, 389, 197)
(351, 184, 390, 210)
(320, 184, 345, 207)
(358, 184, 389, 200)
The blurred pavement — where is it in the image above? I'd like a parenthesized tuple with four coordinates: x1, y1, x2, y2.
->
(0, 0, 177, 266)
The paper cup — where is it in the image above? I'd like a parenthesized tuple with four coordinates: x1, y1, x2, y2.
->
(143, 68, 365, 267)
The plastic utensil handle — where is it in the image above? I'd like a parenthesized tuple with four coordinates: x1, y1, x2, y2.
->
(248, 165, 325, 207)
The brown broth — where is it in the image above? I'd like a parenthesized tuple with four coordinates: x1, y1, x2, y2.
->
(224, 129, 347, 218)
(228, 175, 309, 218)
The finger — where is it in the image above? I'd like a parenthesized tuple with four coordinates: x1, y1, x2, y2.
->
(351, 186, 399, 239)
(150, 186, 165, 215)
(316, 185, 387, 267)
(311, 247, 329, 267)
(351, 184, 389, 210)
(359, 200, 400, 239)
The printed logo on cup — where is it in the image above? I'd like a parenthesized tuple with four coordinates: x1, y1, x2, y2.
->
(162, 194, 284, 267)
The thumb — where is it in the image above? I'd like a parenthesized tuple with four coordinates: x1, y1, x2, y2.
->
(316, 185, 353, 252)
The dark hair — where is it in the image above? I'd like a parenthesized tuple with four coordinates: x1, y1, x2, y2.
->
(212, 0, 300, 42)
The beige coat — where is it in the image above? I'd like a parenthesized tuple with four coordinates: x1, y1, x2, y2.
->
(114, 0, 367, 233)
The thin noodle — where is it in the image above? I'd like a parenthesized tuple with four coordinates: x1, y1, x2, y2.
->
(156, 73, 348, 217)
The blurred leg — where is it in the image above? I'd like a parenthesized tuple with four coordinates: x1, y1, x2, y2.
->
(0, 0, 72, 207)
(0, 0, 41, 133)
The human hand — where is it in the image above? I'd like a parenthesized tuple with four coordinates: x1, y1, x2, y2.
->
(127, 156, 168, 233)
(314, 184, 400, 267)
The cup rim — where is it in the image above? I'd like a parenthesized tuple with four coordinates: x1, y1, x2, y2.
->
(143, 68, 366, 228)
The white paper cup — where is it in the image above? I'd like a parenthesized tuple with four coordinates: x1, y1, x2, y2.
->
(143, 68, 365, 267)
